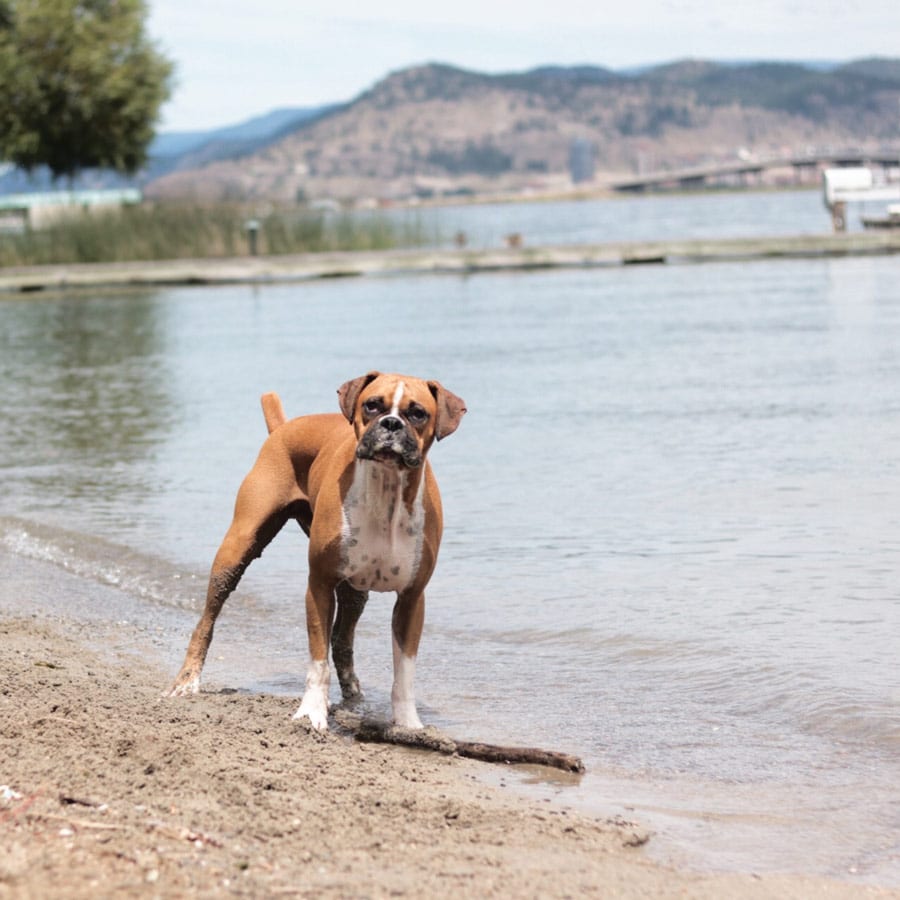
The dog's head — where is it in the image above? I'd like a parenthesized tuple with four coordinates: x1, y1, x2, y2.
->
(338, 372, 466, 469)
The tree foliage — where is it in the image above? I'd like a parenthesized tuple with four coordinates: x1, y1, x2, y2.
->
(0, 0, 173, 178)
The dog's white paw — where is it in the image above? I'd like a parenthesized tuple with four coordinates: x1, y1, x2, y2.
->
(391, 702, 423, 730)
(294, 693, 329, 731)
(295, 658, 330, 730)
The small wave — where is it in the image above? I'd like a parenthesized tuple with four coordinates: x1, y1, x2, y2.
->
(431, 621, 900, 753)
(0, 515, 205, 612)
(435, 623, 727, 663)
(788, 695, 900, 749)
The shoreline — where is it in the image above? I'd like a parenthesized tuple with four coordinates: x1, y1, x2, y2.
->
(1, 231, 899, 294)
(1, 612, 896, 898)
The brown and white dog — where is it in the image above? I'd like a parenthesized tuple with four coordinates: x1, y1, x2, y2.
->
(167, 372, 466, 731)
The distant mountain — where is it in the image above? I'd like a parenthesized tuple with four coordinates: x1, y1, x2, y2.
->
(838, 57, 900, 83)
(515, 65, 619, 84)
(0, 104, 333, 195)
(6, 59, 899, 203)
(147, 105, 335, 176)
(152, 108, 322, 157)
(641, 59, 900, 118)
(146, 58, 900, 204)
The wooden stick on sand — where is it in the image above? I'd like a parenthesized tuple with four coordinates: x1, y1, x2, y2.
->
(333, 710, 585, 774)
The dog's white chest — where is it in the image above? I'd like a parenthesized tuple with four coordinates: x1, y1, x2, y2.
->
(339, 463, 424, 593)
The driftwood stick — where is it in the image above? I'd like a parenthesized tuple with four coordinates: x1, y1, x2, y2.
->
(452, 739, 585, 772)
(333, 710, 585, 774)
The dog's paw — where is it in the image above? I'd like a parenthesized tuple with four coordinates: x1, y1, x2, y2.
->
(165, 674, 200, 697)
(294, 682, 328, 731)
(338, 672, 364, 704)
(391, 703, 423, 730)
(294, 692, 329, 731)
(296, 659, 330, 730)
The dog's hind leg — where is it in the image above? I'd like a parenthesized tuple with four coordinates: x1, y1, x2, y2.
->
(167, 444, 302, 696)
(332, 582, 368, 702)
(166, 509, 290, 696)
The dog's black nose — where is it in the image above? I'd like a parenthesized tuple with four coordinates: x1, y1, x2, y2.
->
(380, 415, 404, 432)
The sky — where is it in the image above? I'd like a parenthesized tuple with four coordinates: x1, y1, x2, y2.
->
(147, 1, 900, 133)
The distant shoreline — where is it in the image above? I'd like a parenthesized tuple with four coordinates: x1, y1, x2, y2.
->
(1, 230, 898, 294)
(394, 181, 820, 211)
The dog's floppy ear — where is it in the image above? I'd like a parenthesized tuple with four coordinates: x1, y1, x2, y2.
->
(428, 381, 467, 440)
(337, 372, 380, 422)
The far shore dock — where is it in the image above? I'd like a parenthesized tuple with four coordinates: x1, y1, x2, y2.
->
(2, 231, 899, 293)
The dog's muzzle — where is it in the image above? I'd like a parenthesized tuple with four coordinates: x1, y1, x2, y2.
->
(356, 415, 423, 468)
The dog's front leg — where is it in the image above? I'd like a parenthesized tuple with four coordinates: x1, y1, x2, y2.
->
(294, 573, 336, 730)
(391, 589, 425, 729)
(332, 581, 368, 702)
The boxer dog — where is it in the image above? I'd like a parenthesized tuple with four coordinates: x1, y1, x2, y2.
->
(167, 372, 466, 731)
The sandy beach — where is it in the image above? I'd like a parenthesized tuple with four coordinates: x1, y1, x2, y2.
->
(0, 614, 895, 899)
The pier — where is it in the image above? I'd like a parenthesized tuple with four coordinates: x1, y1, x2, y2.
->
(611, 151, 900, 193)
(1, 231, 899, 293)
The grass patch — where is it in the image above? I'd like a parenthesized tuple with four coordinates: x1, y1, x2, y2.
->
(0, 203, 432, 266)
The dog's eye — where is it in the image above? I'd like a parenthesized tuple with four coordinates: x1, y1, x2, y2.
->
(362, 398, 384, 415)
(406, 404, 429, 425)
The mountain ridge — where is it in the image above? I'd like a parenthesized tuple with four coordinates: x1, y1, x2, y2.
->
(4, 57, 898, 202)
(146, 56, 900, 204)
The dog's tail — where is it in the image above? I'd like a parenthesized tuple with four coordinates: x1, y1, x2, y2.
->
(261, 391, 287, 433)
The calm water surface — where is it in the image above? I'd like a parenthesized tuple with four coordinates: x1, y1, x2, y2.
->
(1, 193, 899, 883)
(388, 186, 864, 248)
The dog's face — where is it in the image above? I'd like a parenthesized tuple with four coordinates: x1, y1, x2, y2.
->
(338, 372, 466, 468)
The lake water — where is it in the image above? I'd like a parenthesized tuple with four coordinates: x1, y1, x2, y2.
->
(388, 185, 865, 248)
(1, 189, 899, 885)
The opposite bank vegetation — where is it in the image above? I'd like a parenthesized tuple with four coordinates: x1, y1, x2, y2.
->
(0, 203, 432, 267)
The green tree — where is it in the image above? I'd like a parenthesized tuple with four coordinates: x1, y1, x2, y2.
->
(0, 0, 173, 179)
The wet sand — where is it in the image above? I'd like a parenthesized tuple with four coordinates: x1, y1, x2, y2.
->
(1, 615, 896, 898)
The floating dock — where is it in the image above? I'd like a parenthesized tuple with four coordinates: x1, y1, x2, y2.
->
(1, 231, 899, 293)
(862, 203, 900, 230)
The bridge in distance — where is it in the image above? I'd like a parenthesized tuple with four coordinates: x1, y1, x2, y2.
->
(611, 150, 900, 193)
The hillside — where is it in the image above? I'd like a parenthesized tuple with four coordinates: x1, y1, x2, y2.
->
(0, 105, 333, 196)
(146, 105, 335, 178)
(146, 58, 900, 204)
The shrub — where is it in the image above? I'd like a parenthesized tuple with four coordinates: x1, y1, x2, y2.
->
(0, 202, 430, 266)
